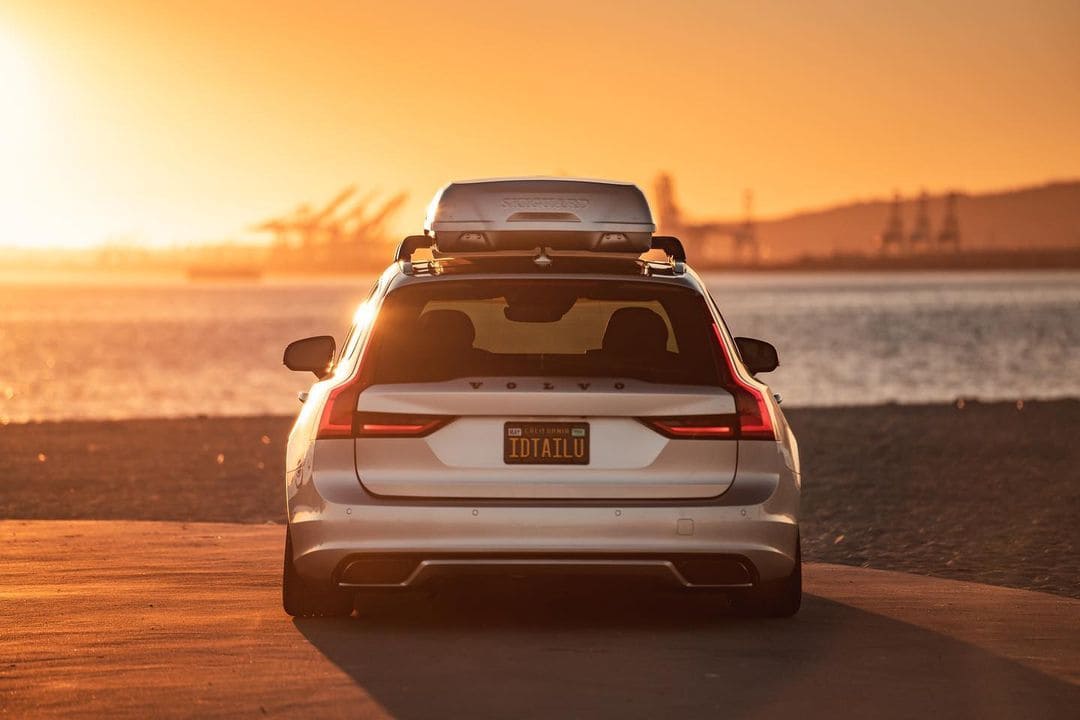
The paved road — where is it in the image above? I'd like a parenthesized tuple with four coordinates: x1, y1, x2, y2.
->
(2, 520, 1077, 719)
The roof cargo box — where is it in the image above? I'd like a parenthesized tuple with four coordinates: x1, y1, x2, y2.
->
(425, 178, 655, 254)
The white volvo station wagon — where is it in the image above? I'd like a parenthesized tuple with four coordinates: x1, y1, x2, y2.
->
(282, 178, 802, 617)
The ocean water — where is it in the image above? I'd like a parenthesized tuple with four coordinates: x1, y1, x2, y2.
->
(0, 271, 1077, 422)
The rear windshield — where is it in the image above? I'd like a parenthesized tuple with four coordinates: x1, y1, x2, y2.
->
(366, 279, 722, 386)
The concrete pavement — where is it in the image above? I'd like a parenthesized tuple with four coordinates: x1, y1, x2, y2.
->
(1, 520, 1077, 719)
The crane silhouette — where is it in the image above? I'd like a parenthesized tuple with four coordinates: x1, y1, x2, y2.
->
(294, 186, 357, 248)
(253, 185, 409, 272)
(252, 204, 311, 248)
(324, 190, 379, 245)
(348, 192, 407, 244)
(653, 173, 759, 264)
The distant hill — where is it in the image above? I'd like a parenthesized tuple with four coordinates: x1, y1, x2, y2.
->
(740, 180, 1080, 262)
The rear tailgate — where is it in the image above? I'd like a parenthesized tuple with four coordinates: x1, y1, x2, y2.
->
(354, 378, 737, 499)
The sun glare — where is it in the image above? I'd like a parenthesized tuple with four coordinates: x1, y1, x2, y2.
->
(0, 33, 37, 141)
(0, 30, 48, 248)
(353, 300, 377, 329)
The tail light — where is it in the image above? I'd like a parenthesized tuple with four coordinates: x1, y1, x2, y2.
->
(712, 323, 775, 440)
(639, 415, 737, 439)
(314, 323, 454, 439)
(318, 374, 455, 440)
(316, 374, 368, 439)
(638, 323, 776, 441)
(315, 313, 425, 442)
(354, 412, 453, 438)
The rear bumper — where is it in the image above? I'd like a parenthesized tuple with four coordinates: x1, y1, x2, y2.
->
(289, 493, 798, 588)
(286, 438, 800, 587)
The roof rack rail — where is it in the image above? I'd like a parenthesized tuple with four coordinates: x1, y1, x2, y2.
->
(397, 235, 688, 264)
(650, 236, 686, 262)
(396, 240, 687, 277)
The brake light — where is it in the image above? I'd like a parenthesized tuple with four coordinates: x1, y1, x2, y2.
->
(315, 345, 454, 439)
(317, 375, 454, 440)
(712, 323, 776, 440)
(354, 412, 453, 438)
(316, 319, 375, 439)
(639, 324, 777, 441)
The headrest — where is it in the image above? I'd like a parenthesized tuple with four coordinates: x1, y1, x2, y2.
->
(418, 309, 476, 348)
(603, 307, 669, 354)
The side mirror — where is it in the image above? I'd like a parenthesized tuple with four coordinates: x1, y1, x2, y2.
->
(735, 336, 779, 375)
(283, 335, 336, 378)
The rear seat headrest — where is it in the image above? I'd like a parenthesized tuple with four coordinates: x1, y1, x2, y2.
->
(418, 309, 476, 348)
(603, 307, 668, 354)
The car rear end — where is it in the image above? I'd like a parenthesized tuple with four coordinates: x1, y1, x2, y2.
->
(285, 265, 801, 615)
(282, 177, 801, 618)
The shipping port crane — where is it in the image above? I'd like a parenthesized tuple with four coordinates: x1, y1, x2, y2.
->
(879, 190, 962, 254)
(255, 185, 408, 272)
(653, 173, 759, 264)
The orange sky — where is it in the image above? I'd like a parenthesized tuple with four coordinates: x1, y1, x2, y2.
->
(2, 0, 1078, 248)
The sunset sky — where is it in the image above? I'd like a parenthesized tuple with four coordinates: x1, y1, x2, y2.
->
(2, 0, 1078, 248)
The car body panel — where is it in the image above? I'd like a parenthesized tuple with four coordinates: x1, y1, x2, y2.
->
(285, 243, 801, 592)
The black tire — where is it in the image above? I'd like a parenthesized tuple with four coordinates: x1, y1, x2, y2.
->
(743, 534, 802, 618)
(282, 528, 354, 618)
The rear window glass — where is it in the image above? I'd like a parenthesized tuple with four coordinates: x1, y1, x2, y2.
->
(367, 279, 722, 386)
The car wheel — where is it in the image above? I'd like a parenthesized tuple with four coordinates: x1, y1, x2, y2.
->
(282, 527, 354, 618)
(743, 533, 802, 618)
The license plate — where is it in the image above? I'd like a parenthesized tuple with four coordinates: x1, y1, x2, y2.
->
(504, 422, 589, 465)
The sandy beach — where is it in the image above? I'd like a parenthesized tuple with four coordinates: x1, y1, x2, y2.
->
(3, 399, 1077, 598)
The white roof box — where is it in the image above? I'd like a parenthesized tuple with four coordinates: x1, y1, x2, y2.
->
(425, 177, 655, 254)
